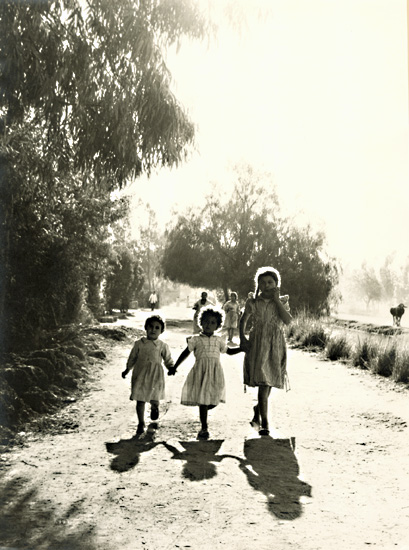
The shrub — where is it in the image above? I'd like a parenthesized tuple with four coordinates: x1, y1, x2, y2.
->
(352, 338, 377, 370)
(371, 343, 396, 377)
(286, 313, 328, 349)
(325, 335, 351, 361)
(393, 349, 409, 383)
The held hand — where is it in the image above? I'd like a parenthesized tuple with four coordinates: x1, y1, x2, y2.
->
(121, 370, 128, 379)
(240, 338, 250, 353)
(168, 367, 177, 376)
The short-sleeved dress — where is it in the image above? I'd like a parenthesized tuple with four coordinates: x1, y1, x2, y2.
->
(126, 337, 174, 402)
(181, 334, 227, 406)
(223, 300, 241, 329)
(243, 297, 288, 389)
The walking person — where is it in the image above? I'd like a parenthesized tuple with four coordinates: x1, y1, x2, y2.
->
(239, 266, 292, 436)
(122, 315, 174, 435)
(192, 291, 213, 334)
(148, 291, 158, 311)
(223, 291, 241, 343)
(169, 306, 242, 439)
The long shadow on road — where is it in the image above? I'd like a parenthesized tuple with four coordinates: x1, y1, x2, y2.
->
(223, 437, 312, 520)
(105, 427, 162, 473)
(162, 439, 225, 481)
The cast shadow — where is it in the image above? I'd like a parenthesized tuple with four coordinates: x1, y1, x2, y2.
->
(162, 439, 225, 481)
(226, 437, 312, 520)
(105, 425, 162, 472)
(0, 476, 97, 550)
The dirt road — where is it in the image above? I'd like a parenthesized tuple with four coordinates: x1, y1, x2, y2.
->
(1, 307, 408, 550)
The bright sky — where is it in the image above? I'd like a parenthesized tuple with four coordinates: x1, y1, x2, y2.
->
(129, 0, 409, 270)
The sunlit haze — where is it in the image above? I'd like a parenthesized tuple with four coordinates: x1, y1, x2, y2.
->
(129, 0, 409, 270)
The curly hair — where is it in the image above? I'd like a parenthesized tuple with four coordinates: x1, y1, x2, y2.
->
(144, 315, 165, 333)
(254, 266, 281, 298)
(199, 306, 224, 330)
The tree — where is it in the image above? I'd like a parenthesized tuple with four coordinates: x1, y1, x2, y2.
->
(379, 254, 396, 302)
(352, 263, 383, 309)
(0, 0, 210, 350)
(162, 163, 338, 314)
(105, 244, 144, 312)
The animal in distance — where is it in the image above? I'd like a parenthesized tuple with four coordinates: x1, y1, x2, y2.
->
(390, 303, 407, 326)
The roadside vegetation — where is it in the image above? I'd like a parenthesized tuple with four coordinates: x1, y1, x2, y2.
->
(286, 313, 409, 385)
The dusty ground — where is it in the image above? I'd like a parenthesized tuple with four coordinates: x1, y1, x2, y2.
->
(0, 306, 408, 550)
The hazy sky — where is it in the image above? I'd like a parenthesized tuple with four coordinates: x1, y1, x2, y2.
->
(130, 0, 409, 270)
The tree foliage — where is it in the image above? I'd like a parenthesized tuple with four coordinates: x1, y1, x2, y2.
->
(105, 244, 144, 312)
(351, 263, 383, 308)
(0, 0, 210, 351)
(162, 164, 339, 314)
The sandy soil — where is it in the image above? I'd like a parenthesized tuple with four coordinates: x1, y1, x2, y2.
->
(0, 306, 408, 550)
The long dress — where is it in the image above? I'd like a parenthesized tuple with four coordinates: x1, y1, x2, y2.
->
(243, 297, 288, 389)
(223, 300, 241, 329)
(181, 334, 227, 406)
(126, 337, 174, 402)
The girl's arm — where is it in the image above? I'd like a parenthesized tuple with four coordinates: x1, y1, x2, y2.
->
(122, 342, 138, 377)
(168, 346, 191, 375)
(226, 346, 243, 355)
(239, 309, 251, 351)
(273, 290, 292, 325)
(161, 343, 175, 372)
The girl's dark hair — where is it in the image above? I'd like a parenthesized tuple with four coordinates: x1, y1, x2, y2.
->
(199, 306, 224, 330)
(145, 315, 165, 333)
(254, 266, 281, 298)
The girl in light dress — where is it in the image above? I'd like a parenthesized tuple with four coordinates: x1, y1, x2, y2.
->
(169, 306, 242, 439)
(122, 315, 174, 435)
(240, 267, 292, 436)
(223, 291, 241, 343)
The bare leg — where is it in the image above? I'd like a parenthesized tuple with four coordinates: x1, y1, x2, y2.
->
(136, 401, 145, 433)
(198, 405, 211, 439)
(258, 386, 272, 431)
(199, 405, 208, 430)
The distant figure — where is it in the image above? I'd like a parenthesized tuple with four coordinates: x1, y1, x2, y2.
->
(192, 291, 213, 334)
(390, 303, 406, 326)
(149, 291, 158, 311)
(223, 291, 241, 343)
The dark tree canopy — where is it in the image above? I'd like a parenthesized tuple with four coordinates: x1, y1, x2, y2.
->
(162, 164, 339, 314)
(0, 0, 210, 350)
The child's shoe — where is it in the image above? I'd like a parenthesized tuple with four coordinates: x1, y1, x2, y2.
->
(136, 423, 145, 435)
(198, 429, 209, 440)
(150, 404, 159, 420)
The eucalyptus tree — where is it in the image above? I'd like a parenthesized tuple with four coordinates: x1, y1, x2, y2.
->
(0, 0, 210, 350)
(162, 163, 339, 314)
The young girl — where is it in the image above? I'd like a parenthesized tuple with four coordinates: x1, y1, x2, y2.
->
(122, 315, 174, 435)
(223, 291, 241, 342)
(240, 267, 292, 436)
(169, 306, 242, 439)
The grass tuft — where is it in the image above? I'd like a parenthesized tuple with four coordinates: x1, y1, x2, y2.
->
(325, 335, 351, 361)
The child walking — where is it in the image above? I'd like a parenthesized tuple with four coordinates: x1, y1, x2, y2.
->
(240, 266, 292, 436)
(223, 291, 241, 343)
(169, 306, 242, 440)
(122, 315, 174, 435)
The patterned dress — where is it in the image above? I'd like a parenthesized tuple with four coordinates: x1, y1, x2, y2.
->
(181, 334, 227, 406)
(243, 297, 288, 389)
(126, 337, 174, 402)
(223, 300, 241, 329)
